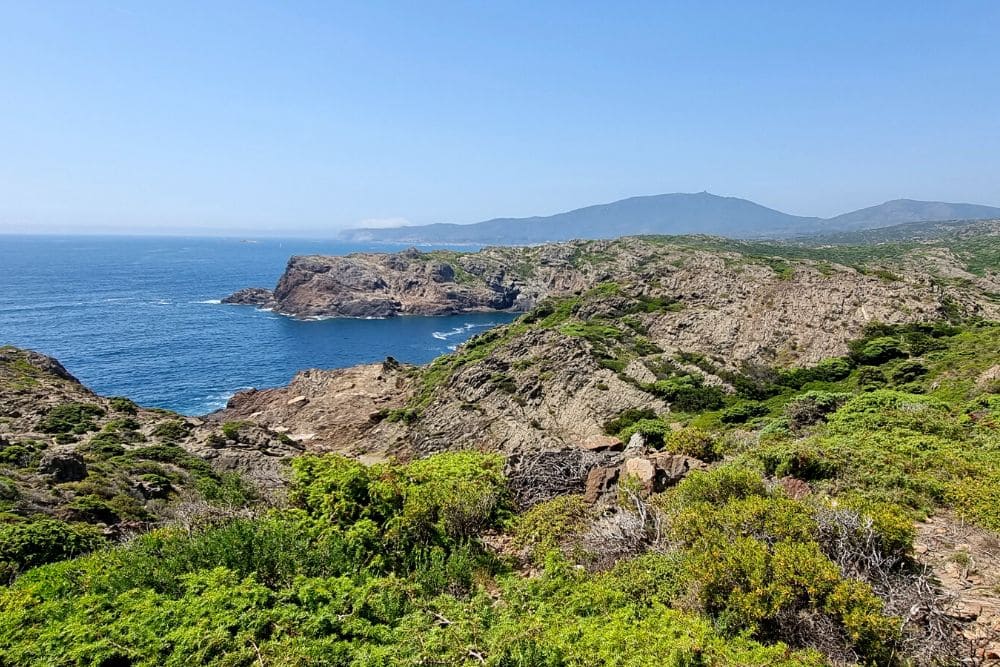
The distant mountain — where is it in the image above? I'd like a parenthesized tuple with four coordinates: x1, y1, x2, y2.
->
(823, 199, 1000, 231)
(338, 193, 1000, 244)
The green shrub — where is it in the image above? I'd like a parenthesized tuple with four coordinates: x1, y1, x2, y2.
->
(36, 402, 105, 434)
(648, 375, 725, 412)
(855, 366, 887, 391)
(151, 419, 190, 442)
(0, 477, 18, 501)
(603, 407, 658, 436)
(108, 396, 138, 415)
(513, 494, 588, 560)
(663, 427, 718, 460)
(290, 451, 510, 571)
(720, 401, 769, 424)
(891, 359, 928, 385)
(67, 494, 119, 524)
(618, 418, 669, 447)
(755, 442, 839, 481)
(0, 445, 32, 467)
(784, 391, 851, 429)
(848, 336, 907, 365)
(0, 518, 105, 581)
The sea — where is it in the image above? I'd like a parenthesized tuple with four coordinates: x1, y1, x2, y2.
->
(0, 235, 518, 415)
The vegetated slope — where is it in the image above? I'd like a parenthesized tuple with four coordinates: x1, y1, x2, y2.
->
(339, 192, 821, 243)
(3, 229, 1000, 665)
(2, 320, 998, 665)
(0, 346, 300, 581)
(218, 231, 999, 457)
(823, 199, 1000, 230)
(224, 225, 999, 321)
(337, 191, 1000, 244)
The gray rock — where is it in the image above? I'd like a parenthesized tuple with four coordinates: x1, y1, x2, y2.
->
(38, 450, 87, 482)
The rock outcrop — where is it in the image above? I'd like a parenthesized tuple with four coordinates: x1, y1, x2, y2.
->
(0, 346, 301, 534)
(214, 235, 999, 459)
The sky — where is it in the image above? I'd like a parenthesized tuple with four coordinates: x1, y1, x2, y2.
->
(1, 1, 999, 236)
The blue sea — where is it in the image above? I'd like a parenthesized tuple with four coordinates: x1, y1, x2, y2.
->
(0, 235, 517, 415)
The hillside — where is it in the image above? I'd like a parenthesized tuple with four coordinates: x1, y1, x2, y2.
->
(226, 225, 999, 323)
(337, 192, 1000, 244)
(3, 229, 1000, 665)
(824, 199, 1000, 230)
(0, 346, 300, 580)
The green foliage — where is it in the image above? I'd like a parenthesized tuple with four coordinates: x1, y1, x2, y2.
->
(602, 407, 657, 436)
(36, 402, 105, 435)
(778, 357, 854, 388)
(290, 451, 509, 572)
(618, 418, 669, 447)
(513, 494, 588, 561)
(0, 445, 33, 467)
(720, 401, 770, 424)
(648, 374, 725, 412)
(108, 396, 138, 414)
(783, 390, 851, 429)
(66, 494, 119, 524)
(151, 419, 190, 442)
(663, 426, 718, 461)
(0, 518, 105, 582)
(657, 468, 899, 661)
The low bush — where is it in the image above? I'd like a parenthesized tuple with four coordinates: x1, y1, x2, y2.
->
(0, 518, 105, 582)
(720, 401, 770, 424)
(36, 402, 105, 435)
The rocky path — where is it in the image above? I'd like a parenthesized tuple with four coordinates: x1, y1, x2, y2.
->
(915, 513, 1000, 664)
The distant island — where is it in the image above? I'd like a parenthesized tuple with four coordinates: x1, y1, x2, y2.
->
(337, 191, 1000, 244)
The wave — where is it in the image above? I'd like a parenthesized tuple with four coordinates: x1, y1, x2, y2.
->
(195, 299, 222, 304)
(200, 386, 254, 413)
(431, 322, 498, 340)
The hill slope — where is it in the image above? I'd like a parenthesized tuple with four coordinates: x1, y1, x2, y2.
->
(339, 193, 1000, 244)
(824, 199, 1000, 230)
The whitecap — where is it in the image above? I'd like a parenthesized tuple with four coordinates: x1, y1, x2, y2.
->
(195, 299, 222, 304)
(431, 322, 499, 340)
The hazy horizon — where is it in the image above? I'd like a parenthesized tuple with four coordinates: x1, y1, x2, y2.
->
(2, 2, 999, 235)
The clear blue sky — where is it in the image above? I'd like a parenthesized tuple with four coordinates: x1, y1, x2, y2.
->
(2, 1, 998, 235)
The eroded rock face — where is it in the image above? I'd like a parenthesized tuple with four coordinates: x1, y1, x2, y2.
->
(212, 233, 999, 461)
(38, 450, 87, 482)
(227, 250, 534, 318)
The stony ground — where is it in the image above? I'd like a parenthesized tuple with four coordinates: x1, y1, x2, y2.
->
(916, 513, 1000, 664)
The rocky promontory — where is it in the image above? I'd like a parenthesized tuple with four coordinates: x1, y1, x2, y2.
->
(223, 247, 555, 318)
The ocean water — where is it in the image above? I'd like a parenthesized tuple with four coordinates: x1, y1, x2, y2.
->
(0, 235, 517, 415)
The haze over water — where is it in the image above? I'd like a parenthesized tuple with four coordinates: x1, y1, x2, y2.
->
(0, 235, 516, 415)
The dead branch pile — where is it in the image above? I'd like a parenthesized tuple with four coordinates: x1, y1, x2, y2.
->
(504, 448, 617, 510)
(815, 507, 965, 665)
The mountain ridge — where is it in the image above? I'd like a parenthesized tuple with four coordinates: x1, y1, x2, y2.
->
(339, 193, 1000, 244)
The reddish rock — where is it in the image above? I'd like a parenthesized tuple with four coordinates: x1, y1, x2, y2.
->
(583, 466, 619, 504)
(623, 457, 658, 494)
(580, 434, 623, 453)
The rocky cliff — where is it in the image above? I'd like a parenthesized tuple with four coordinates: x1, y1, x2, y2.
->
(216, 233, 1000, 459)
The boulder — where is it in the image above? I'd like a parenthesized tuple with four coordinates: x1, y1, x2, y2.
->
(649, 452, 705, 487)
(38, 450, 87, 482)
(580, 434, 623, 453)
(623, 457, 658, 494)
(221, 287, 275, 307)
(583, 466, 620, 504)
